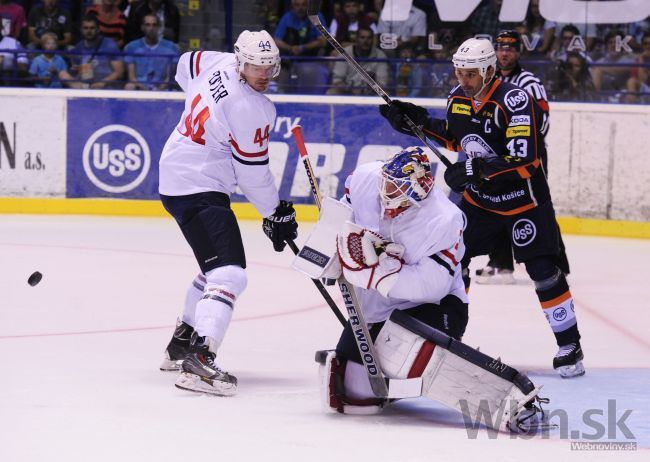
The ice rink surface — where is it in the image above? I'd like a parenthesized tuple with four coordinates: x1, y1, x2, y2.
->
(1, 214, 648, 462)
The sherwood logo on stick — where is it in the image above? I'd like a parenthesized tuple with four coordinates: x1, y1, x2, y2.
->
(82, 124, 151, 193)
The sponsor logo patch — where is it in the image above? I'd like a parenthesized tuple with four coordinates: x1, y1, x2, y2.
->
(82, 124, 151, 193)
(553, 307, 568, 322)
(509, 115, 530, 126)
(512, 218, 537, 247)
(504, 88, 529, 112)
(452, 103, 471, 115)
(506, 126, 531, 137)
(460, 134, 497, 158)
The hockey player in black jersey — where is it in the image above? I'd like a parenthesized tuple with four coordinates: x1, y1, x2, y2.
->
(475, 30, 570, 285)
(379, 38, 584, 378)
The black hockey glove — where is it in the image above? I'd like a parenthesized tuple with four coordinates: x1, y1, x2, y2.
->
(379, 100, 430, 136)
(263, 200, 298, 252)
(444, 158, 485, 194)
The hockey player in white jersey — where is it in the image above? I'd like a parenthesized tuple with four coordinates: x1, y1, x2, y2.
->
(157, 30, 298, 396)
(293, 147, 548, 431)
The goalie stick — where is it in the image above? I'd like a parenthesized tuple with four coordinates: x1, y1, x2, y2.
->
(305, 0, 452, 168)
(286, 240, 346, 326)
(291, 125, 389, 398)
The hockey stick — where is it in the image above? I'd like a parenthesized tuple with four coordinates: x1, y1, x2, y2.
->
(286, 239, 346, 326)
(292, 125, 389, 398)
(306, 0, 452, 169)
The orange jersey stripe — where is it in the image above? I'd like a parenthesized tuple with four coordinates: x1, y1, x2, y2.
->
(541, 291, 572, 309)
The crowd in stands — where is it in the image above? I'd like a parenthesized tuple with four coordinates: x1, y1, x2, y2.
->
(258, 0, 650, 102)
(1, 0, 649, 102)
(0, 0, 180, 89)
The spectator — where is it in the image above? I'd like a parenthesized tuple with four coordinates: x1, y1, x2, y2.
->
(469, 0, 518, 42)
(549, 24, 590, 62)
(123, 13, 178, 90)
(626, 32, 650, 103)
(592, 30, 636, 98)
(28, 31, 69, 87)
(329, 0, 377, 48)
(521, 0, 555, 56)
(394, 42, 424, 97)
(69, 15, 124, 89)
(0, 0, 26, 41)
(0, 26, 28, 85)
(377, 0, 427, 55)
(126, 0, 180, 43)
(550, 20, 597, 54)
(327, 25, 388, 95)
(274, 0, 328, 93)
(275, 0, 326, 57)
(547, 51, 597, 102)
(27, 0, 73, 49)
(87, 0, 127, 48)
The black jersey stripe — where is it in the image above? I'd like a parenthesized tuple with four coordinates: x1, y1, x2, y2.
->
(189, 51, 197, 79)
(430, 254, 454, 277)
(232, 155, 269, 166)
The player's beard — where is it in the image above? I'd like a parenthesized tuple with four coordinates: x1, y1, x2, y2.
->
(254, 79, 269, 92)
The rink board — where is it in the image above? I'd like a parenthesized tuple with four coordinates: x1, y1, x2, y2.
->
(0, 89, 648, 237)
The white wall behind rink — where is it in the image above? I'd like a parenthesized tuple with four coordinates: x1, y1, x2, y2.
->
(0, 89, 648, 222)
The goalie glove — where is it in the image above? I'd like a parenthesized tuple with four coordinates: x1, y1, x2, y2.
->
(336, 222, 404, 297)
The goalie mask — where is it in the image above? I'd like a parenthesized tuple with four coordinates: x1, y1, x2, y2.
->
(234, 30, 281, 79)
(380, 147, 434, 218)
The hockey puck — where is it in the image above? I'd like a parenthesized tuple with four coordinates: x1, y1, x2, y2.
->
(28, 271, 42, 287)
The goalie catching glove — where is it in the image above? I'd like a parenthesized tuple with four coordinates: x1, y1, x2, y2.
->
(337, 222, 404, 297)
(263, 200, 298, 252)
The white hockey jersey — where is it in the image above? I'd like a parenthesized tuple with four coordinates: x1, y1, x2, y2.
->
(345, 162, 468, 323)
(159, 51, 280, 218)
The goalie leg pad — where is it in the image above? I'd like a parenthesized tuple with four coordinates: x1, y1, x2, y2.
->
(375, 313, 544, 432)
(318, 350, 385, 415)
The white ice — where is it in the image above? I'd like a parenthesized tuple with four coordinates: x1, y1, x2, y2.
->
(0, 215, 648, 462)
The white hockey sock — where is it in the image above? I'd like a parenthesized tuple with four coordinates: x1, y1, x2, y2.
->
(194, 293, 234, 349)
(194, 265, 247, 349)
(181, 273, 206, 327)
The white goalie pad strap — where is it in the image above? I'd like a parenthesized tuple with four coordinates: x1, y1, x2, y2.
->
(421, 348, 538, 431)
(318, 350, 384, 415)
(292, 197, 352, 279)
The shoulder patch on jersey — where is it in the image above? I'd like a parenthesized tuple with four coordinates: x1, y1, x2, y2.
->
(506, 126, 531, 138)
(504, 88, 529, 112)
(451, 103, 471, 116)
(460, 134, 498, 159)
(509, 115, 530, 127)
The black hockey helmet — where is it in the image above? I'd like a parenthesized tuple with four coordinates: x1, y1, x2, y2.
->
(495, 30, 522, 52)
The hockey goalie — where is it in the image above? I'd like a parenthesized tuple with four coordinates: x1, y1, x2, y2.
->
(293, 147, 549, 433)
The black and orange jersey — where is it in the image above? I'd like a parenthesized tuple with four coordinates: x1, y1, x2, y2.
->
(425, 78, 550, 215)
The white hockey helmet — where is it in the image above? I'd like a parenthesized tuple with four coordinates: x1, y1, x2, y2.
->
(452, 38, 497, 80)
(234, 30, 281, 78)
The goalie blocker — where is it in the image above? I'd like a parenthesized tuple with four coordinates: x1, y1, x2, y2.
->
(317, 310, 547, 433)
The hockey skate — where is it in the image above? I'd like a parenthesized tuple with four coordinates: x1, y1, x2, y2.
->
(160, 319, 194, 371)
(175, 333, 237, 396)
(474, 265, 516, 285)
(553, 342, 585, 378)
